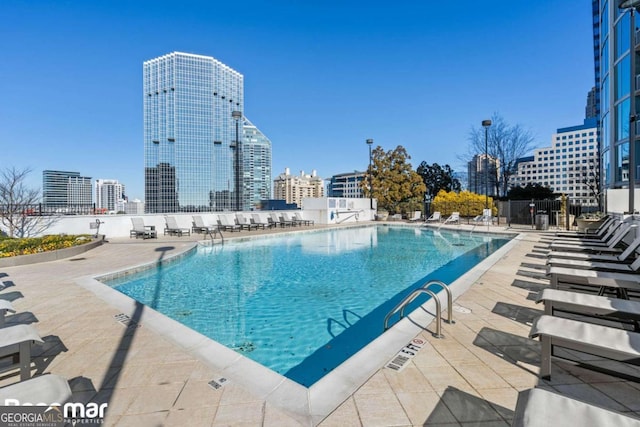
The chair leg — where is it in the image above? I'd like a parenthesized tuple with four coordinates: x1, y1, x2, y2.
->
(540, 336, 552, 380)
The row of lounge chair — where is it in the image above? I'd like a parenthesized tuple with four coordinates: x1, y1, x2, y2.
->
(513, 215, 640, 426)
(0, 278, 73, 409)
(130, 212, 315, 238)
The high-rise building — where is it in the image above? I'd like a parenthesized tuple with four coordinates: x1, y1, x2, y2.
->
(597, 2, 638, 192)
(273, 168, 324, 208)
(42, 170, 92, 209)
(510, 118, 599, 205)
(467, 155, 499, 197)
(242, 118, 272, 209)
(144, 52, 246, 213)
(95, 179, 125, 212)
(586, 87, 597, 120)
(327, 171, 365, 198)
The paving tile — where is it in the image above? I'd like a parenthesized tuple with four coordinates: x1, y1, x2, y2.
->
(353, 392, 411, 426)
(317, 397, 361, 426)
(395, 391, 458, 425)
(212, 401, 264, 426)
(165, 407, 217, 426)
(382, 365, 433, 394)
(123, 382, 185, 414)
(453, 364, 511, 390)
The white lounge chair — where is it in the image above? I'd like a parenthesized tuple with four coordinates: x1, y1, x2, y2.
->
(280, 212, 298, 227)
(164, 216, 191, 236)
(442, 212, 460, 225)
(0, 374, 72, 407)
(549, 221, 628, 247)
(130, 217, 157, 239)
(0, 324, 44, 380)
(293, 212, 313, 226)
(547, 235, 640, 262)
(250, 213, 272, 229)
(554, 215, 615, 239)
(0, 300, 16, 327)
(536, 288, 640, 330)
(192, 215, 218, 234)
(408, 211, 421, 222)
(549, 223, 633, 253)
(235, 213, 258, 231)
(548, 265, 640, 299)
(218, 215, 241, 232)
(512, 388, 640, 427)
(426, 212, 441, 223)
(530, 315, 640, 380)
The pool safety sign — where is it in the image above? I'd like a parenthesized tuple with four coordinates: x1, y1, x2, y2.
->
(385, 338, 425, 372)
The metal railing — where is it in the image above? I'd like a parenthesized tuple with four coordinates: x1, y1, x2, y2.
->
(383, 280, 454, 338)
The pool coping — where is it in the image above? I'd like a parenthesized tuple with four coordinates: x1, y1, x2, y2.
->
(75, 225, 523, 426)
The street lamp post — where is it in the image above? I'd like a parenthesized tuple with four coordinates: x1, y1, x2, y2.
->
(619, 0, 640, 213)
(366, 139, 374, 210)
(232, 110, 242, 212)
(482, 119, 492, 210)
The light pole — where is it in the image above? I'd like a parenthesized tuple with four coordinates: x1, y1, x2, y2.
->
(366, 139, 374, 210)
(619, 0, 640, 214)
(482, 119, 492, 210)
(232, 110, 242, 212)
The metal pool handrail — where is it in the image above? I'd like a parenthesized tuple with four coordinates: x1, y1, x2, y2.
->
(383, 280, 454, 338)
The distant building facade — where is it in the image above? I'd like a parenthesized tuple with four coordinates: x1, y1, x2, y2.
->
(242, 118, 272, 209)
(327, 171, 365, 198)
(273, 168, 324, 208)
(42, 170, 92, 209)
(95, 179, 125, 212)
(510, 118, 598, 205)
(124, 198, 145, 215)
(467, 155, 499, 197)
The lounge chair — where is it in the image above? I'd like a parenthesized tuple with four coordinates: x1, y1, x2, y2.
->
(269, 212, 292, 228)
(549, 221, 628, 247)
(0, 300, 16, 327)
(293, 212, 313, 226)
(547, 235, 640, 262)
(251, 213, 272, 229)
(547, 252, 640, 273)
(426, 212, 441, 223)
(536, 288, 640, 330)
(442, 212, 460, 225)
(0, 324, 44, 380)
(235, 213, 258, 231)
(164, 216, 191, 236)
(130, 217, 157, 239)
(530, 314, 640, 381)
(281, 212, 299, 226)
(192, 215, 219, 234)
(218, 215, 241, 232)
(548, 224, 633, 254)
(554, 215, 615, 239)
(408, 211, 421, 222)
(547, 265, 640, 299)
(0, 374, 72, 407)
(512, 387, 640, 427)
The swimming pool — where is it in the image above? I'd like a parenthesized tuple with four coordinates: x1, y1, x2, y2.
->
(105, 225, 510, 386)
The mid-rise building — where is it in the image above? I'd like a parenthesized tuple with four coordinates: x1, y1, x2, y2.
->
(273, 168, 324, 208)
(327, 171, 365, 198)
(510, 118, 599, 205)
(124, 198, 145, 215)
(95, 179, 125, 213)
(467, 155, 499, 197)
(242, 118, 272, 209)
(42, 170, 92, 209)
(144, 51, 263, 213)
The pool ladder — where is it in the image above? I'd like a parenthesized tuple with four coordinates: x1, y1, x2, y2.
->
(383, 280, 454, 338)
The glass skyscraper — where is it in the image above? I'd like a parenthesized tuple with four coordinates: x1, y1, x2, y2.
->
(144, 52, 245, 213)
(241, 118, 272, 209)
(597, 1, 640, 192)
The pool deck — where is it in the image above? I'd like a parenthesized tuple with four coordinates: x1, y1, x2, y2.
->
(0, 222, 639, 426)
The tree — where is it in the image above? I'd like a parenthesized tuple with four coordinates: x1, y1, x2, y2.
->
(578, 158, 602, 210)
(0, 167, 42, 237)
(466, 113, 535, 197)
(361, 145, 426, 214)
(416, 162, 461, 199)
(507, 183, 556, 200)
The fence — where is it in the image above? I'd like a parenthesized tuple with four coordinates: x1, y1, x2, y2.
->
(0, 204, 97, 216)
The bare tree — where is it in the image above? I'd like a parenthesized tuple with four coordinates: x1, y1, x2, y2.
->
(465, 114, 535, 197)
(0, 167, 42, 237)
(578, 157, 602, 210)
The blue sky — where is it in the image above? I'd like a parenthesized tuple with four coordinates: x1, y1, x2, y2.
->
(1, 1, 594, 200)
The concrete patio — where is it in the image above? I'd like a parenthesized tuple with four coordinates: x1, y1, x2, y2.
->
(0, 223, 638, 426)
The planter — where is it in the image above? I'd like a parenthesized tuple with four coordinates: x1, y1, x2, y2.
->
(0, 235, 105, 268)
(576, 218, 605, 233)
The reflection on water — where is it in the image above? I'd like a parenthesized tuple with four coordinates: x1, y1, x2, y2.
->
(300, 226, 377, 254)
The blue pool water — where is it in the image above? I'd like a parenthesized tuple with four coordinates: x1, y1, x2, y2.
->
(106, 225, 510, 386)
